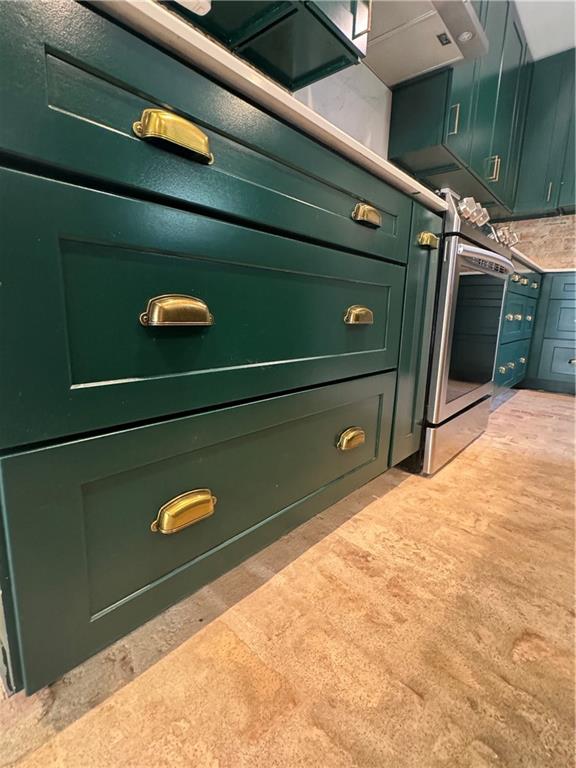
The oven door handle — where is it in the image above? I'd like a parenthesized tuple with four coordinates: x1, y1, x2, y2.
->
(457, 243, 515, 275)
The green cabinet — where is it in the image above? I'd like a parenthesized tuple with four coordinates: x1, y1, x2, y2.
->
(514, 49, 575, 217)
(389, 0, 529, 215)
(0, 373, 396, 693)
(523, 272, 576, 394)
(389, 206, 441, 466)
(0, 168, 405, 450)
(494, 338, 530, 387)
(165, 0, 369, 90)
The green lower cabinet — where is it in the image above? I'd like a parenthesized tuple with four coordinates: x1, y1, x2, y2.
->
(494, 339, 530, 388)
(389, 206, 441, 466)
(0, 168, 405, 450)
(0, 373, 396, 693)
(523, 272, 576, 394)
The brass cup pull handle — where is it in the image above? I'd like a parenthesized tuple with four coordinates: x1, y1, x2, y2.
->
(519, 357, 527, 364)
(351, 203, 382, 228)
(140, 294, 214, 326)
(344, 305, 374, 325)
(511, 274, 521, 282)
(337, 426, 366, 452)
(526, 315, 533, 322)
(531, 282, 539, 289)
(151, 489, 217, 534)
(520, 278, 529, 285)
(498, 366, 507, 374)
(569, 358, 576, 366)
(514, 314, 523, 321)
(505, 313, 514, 321)
(417, 231, 440, 249)
(507, 361, 516, 369)
(133, 108, 214, 164)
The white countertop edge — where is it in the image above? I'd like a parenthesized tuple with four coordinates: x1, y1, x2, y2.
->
(96, 0, 448, 214)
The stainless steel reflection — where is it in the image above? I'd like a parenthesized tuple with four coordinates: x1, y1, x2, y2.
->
(423, 398, 490, 475)
(427, 234, 514, 424)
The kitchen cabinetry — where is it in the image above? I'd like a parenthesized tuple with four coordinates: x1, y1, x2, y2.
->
(514, 49, 575, 217)
(523, 272, 576, 394)
(0, 0, 435, 694)
(389, 0, 529, 215)
(164, 0, 370, 90)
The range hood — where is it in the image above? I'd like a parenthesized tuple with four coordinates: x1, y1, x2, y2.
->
(365, 0, 488, 87)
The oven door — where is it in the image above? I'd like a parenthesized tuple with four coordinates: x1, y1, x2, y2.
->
(428, 235, 514, 424)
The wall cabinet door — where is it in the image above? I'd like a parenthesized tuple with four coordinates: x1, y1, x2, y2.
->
(514, 49, 575, 216)
(469, 0, 508, 183)
(489, 6, 525, 202)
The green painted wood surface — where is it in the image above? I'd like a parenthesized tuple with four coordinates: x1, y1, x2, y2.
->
(389, 0, 530, 214)
(0, 372, 396, 693)
(515, 49, 575, 217)
(494, 338, 530, 387)
(0, 0, 411, 264)
(0, 167, 405, 450)
(523, 272, 576, 394)
(389, 205, 441, 467)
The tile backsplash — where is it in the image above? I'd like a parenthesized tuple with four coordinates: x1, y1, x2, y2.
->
(513, 214, 575, 270)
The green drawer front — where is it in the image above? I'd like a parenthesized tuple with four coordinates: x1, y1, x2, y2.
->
(500, 293, 527, 342)
(0, 373, 396, 692)
(0, 0, 411, 264)
(507, 271, 541, 298)
(494, 338, 530, 387)
(550, 272, 576, 300)
(0, 169, 404, 450)
(544, 300, 576, 340)
(537, 339, 576, 382)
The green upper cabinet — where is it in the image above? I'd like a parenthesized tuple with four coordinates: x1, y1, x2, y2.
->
(514, 48, 576, 217)
(165, 0, 369, 90)
(389, 0, 529, 215)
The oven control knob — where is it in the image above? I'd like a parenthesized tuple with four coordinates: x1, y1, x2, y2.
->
(469, 202, 484, 223)
(458, 197, 477, 219)
(476, 207, 490, 226)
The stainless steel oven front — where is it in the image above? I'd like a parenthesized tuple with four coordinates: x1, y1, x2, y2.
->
(427, 234, 515, 425)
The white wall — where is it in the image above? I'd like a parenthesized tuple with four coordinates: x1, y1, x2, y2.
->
(295, 63, 392, 159)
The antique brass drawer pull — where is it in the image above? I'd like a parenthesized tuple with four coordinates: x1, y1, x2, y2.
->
(133, 108, 214, 164)
(507, 361, 516, 369)
(514, 313, 523, 321)
(531, 281, 539, 289)
(344, 305, 374, 325)
(569, 358, 576, 366)
(151, 489, 217, 534)
(337, 426, 366, 452)
(417, 231, 440, 249)
(519, 356, 527, 364)
(520, 277, 529, 286)
(505, 313, 514, 321)
(140, 294, 214, 326)
(351, 203, 382, 228)
(526, 314, 533, 322)
(511, 273, 520, 282)
(498, 366, 507, 374)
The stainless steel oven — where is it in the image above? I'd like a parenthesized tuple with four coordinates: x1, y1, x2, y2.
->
(423, 191, 515, 475)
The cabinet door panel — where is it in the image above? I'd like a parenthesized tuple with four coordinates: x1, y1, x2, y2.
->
(469, 0, 508, 182)
(489, 9, 524, 204)
(538, 340, 576, 382)
(544, 300, 576, 340)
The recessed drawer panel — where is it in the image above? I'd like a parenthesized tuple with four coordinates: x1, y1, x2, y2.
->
(538, 339, 576, 381)
(0, 373, 396, 692)
(544, 300, 576, 340)
(550, 273, 576, 300)
(0, 169, 404, 449)
(0, 0, 411, 263)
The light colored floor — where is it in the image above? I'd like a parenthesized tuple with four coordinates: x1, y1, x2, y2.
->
(3, 389, 574, 768)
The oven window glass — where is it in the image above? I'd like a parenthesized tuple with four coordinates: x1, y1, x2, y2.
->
(446, 261, 505, 403)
